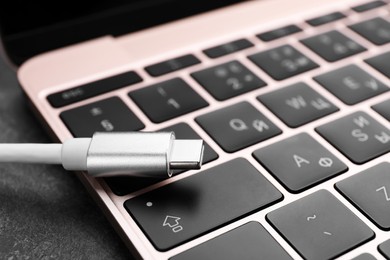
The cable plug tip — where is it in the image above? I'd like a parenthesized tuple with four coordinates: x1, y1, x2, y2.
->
(169, 139, 204, 171)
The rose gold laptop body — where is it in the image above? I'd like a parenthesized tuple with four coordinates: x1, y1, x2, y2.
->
(15, 0, 390, 258)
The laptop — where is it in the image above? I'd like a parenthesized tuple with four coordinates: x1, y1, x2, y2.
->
(1, 0, 389, 258)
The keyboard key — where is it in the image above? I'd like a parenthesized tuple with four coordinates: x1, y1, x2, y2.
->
(191, 60, 266, 101)
(258, 82, 338, 128)
(336, 163, 390, 230)
(352, 253, 377, 260)
(105, 123, 219, 196)
(314, 65, 388, 105)
(125, 158, 283, 251)
(352, 0, 387, 12)
(196, 102, 281, 153)
(257, 25, 302, 42)
(47, 71, 142, 108)
(60, 97, 144, 137)
(301, 30, 366, 62)
(145, 54, 201, 77)
(350, 18, 390, 45)
(248, 45, 318, 80)
(372, 99, 390, 121)
(365, 51, 390, 78)
(129, 78, 208, 123)
(254, 133, 347, 192)
(171, 222, 292, 260)
(316, 111, 390, 164)
(306, 12, 346, 27)
(203, 39, 254, 58)
(379, 239, 390, 259)
(267, 190, 374, 259)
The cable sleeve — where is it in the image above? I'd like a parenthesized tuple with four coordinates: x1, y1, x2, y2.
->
(0, 143, 62, 164)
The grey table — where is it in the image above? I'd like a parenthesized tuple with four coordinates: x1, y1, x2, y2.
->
(0, 55, 133, 259)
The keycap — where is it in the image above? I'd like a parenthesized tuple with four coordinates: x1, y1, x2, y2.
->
(365, 51, 390, 78)
(314, 65, 388, 105)
(170, 222, 292, 260)
(47, 71, 142, 108)
(257, 25, 302, 42)
(336, 163, 390, 230)
(306, 12, 346, 27)
(125, 158, 283, 251)
(191, 60, 266, 101)
(60, 97, 144, 137)
(372, 99, 390, 121)
(267, 190, 374, 259)
(203, 39, 254, 58)
(352, 0, 387, 12)
(316, 111, 390, 164)
(349, 18, 390, 45)
(301, 30, 366, 62)
(196, 102, 282, 152)
(379, 239, 390, 259)
(253, 133, 347, 192)
(145, 54, 201, 77)
(105, 123, 219, 196)
(351, 253, 377, 260)
(129, 78, 208, 123)
(248, 45, 318, 81)
(257, 82, 338, 127)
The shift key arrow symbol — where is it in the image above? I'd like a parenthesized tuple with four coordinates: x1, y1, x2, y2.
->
(163, 215, 181, 228)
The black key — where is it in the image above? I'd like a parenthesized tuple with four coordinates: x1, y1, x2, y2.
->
(196, 102, 281, 153)
(350, 18, 390, 45)
(47, 71, 142, 108)
(105, 123, 219, 196)
(171, 222, 292, 260)
(254, 133, 347, 192)
(365, 51, 390, 78)
(60, 97, 144, 137)
(203, 39, 254, 58)
(145, 54, 201, 77)
(267, 190, 374, 260)
(352, 253, 377, 260)
(306, 12, 346, 27)
(316, 111, 390, 164)
(379, 239, 390, 259)
(352, 0, 387, 12)
(336, 163, 390, 230)
(314, 65, 388, 105)
(257, 25, 302, 42)
(258, 82, 338, 128)
(372, 99, 390, 121)
(191, 61, 266, 101)
(129, 78, 208, 123)
(301, 30, 366, 62)
(125, 158, 283, 251)
(248, 45, 319, 81)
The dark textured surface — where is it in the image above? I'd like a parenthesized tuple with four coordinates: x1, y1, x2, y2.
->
(0, 55, 133, 259)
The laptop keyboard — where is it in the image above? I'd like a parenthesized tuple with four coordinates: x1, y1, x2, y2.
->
(49, 1, 390, 258)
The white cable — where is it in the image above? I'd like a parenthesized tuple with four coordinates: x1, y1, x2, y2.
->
(0, 132, 204, 178)
(0, 143, 62, 164)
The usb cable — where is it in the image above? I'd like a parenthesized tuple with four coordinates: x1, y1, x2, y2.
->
(0, 132, 204, 178)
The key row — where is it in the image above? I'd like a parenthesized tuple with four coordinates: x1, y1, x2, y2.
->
(125, 156, 390, 258)
(60, 94, 390, 196)
(47, 12, 390, 108)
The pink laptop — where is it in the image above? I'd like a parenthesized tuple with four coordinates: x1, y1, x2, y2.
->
(2, 0, 390, 258)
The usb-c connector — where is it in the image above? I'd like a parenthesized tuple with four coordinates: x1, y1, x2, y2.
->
(0, 132, 204, 178)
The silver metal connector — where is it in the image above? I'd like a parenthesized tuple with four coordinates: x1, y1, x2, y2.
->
(82, 132, 204, 178)
(169, 140, 204, 170)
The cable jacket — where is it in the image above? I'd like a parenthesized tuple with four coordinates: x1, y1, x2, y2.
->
(0, 143, 62, 164)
